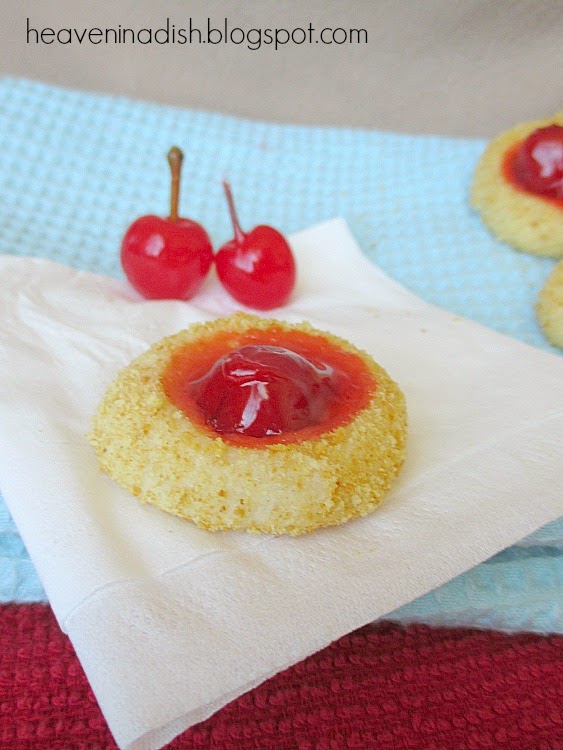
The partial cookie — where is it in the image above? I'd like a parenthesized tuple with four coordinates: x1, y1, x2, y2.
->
(536, 260, 563, 349)
(89, 313, 407, 536)
(471, 113, 563, 257)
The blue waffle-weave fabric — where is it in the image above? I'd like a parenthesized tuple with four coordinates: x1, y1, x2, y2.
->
(0, 78, 560, 632)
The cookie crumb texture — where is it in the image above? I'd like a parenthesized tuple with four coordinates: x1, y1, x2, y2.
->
(89, 314, 407, 535)
(471, 112, 563, 258)
(536, 259, 563, 349)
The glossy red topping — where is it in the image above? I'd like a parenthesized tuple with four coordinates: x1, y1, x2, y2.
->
(505, 124, 563, 203)
(162, 327, 376, 446)
(189, 344, 343, 438)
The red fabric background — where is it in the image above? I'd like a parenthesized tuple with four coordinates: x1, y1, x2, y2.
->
(0, 603, 561, 749)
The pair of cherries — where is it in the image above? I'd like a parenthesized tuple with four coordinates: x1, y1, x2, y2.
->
(120, 147, 296, 310)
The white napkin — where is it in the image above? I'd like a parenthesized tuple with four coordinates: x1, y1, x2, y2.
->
(0, 218, 561, 750)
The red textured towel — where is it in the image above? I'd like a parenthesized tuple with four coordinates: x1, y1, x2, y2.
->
(0, 604, 561, 749)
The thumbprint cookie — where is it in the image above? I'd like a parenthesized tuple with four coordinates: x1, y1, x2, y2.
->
(471, 113, 563, 257)
(89, 313, 407, 535)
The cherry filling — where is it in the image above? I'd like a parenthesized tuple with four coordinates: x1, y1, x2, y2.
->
(504, 124, 563, 203)
(189, 344, 343, 437)
(162, 327, 376, 446)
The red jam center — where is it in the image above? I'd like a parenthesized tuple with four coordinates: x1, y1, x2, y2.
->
(189, 344, 342, 437)
(503, 124, 563, 206)
(161, 327, 376, 446)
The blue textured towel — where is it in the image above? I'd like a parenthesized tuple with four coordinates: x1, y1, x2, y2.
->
(0, 78, 560, 632)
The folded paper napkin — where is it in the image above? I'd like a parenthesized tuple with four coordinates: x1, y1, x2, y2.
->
(0, 218, 561, 750)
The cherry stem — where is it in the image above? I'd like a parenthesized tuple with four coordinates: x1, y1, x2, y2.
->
(222, 180, 245, 243)
(167, 146, 184, 222)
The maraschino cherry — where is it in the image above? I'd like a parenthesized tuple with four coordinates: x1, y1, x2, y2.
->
(189, 344, 336, 438)
(120, 147, 213, 299)
(512, 124, 563, 199)
(215, 181, 296, 310)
